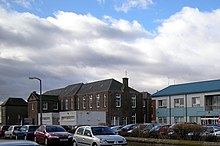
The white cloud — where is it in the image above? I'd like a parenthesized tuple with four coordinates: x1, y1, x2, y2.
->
(0, 7, 220, 98)
(115, 0, 153, 13)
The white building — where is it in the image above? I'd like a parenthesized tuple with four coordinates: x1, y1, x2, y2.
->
(152, 79, 220, 125)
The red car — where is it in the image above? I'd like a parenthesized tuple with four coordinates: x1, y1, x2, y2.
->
(0, 125, 10, 138)
(34, 125, 73, 146)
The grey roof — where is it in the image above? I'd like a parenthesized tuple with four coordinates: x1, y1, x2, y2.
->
(43, 83, 83, 97)
(1, 97, 27, 106)
(77, 79, 116, 94)
(152, 79, 220, 97)
(28, 92, 59, 101)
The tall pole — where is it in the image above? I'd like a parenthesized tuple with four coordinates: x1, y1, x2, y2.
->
(29, 77, 42, 125)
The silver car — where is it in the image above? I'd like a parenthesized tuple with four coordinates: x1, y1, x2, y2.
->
(73, 126, 127, 146)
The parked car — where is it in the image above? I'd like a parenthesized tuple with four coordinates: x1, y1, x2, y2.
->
(200, 126, 220, 137)
(0, 140, 39, 146)
(34, 125, 73, 146)
(73, 125, 127, 146)
(110, 125, 123, 134)
(0, 125, 10, 138)
(118, 124, 137, 136)
(15, 125, 39, 140)
(4, 125, 22, 139)
(149, 124, 170, 138)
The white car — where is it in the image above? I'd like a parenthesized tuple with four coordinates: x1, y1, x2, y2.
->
(73, 126, 127, 146)
(4, 125, 22, 139)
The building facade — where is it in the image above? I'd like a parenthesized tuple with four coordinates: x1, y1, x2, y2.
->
(152, 79, 220, 125)
(27, 91, 59, 125)
(27, 78, 151, 125)
(1, 98, 27, 125)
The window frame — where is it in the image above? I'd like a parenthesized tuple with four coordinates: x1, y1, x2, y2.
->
(115, 94, 121, 107)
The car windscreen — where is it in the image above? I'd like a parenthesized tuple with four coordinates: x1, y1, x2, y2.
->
(46, 126, 66, 132)
(91, 127, 115, 135)
(29, 126, 39, 131)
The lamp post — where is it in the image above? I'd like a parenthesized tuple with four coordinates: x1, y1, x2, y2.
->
(29, 77, 42, 125)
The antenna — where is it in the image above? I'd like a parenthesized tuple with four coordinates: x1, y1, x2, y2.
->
(125, 70, 127, 78)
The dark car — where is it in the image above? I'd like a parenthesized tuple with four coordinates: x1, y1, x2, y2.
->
(0, 125, 10, 138)
(118, 124, 137, 136)
(0, 140, 39, 146)
(15, 125, 39, 140)
(34, 125, 73, 146)
(149, 124, 170, 138)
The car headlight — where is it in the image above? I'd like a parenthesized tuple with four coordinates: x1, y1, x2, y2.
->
(48, 135, 59, 139)
(122, 137, 127, 142)
(68, 135, 73, 138)
(100, 138, 108, 144)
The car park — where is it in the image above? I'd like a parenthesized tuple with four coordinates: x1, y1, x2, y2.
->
(34, 125, 73, 146)
(15, 125, 39, 140)
(73, 125, 127, 146)
(4, 125, 22, 139)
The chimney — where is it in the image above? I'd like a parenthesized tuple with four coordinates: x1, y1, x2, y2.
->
(122, 77, 128, 91)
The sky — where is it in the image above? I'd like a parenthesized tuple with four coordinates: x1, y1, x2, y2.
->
(0, 0, 220, 100)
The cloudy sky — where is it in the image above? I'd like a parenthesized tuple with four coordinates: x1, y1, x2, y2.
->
(0, 0, 220, 100)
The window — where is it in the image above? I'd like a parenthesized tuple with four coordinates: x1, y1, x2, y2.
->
(43, 102, 48, 110)
(53, 102, 58, 110)
(31, 103, 34, 110)
(132, 113, 136, 124)
(89, 95, 93, 109)
(143, 98, 146, 107)
(71, 98, 74, 110)
(115, 94, 121, 107)
(83, 96, 86, 109)
(158, 99, 167, 108)
(189, 116, 199, 123)
(76, 127, 84, 135)
(76, 97, 80, 110)
(61, 100, 64, 110)
(192, 97, 200, 107)
(103, 94, 107, 107)
(65, 99, 69, 110)
(131, 95, 136, 108)
(96, 94, 100, 108)
(174, 116, 184, 123)
(158, 117, 167, 124)
(174, 98, 184, 108)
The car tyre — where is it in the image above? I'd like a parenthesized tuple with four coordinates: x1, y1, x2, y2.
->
(45, 138, 50, 146)
(73, 141, 78, 146)
(34, 136, 38, 143)
(92, 143, 98, 146)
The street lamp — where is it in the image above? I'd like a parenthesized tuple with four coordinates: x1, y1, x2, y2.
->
(29, 77, 42, 125)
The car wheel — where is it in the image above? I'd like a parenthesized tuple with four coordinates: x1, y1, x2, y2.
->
(73, 141, 78, 146)
(45, 138, 50, 146)
(92, 143, 98, 146)
(34, 137, 38, 143)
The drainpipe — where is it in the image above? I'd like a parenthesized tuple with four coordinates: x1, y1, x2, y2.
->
(169, 96, 171, 125)
(185, 94, 187, 123)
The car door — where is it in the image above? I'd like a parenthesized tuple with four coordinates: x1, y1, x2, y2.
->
(82, 128, 94, 146)
(74, 127, 85, 146)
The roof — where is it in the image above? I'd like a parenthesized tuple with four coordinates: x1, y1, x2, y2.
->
(77, 79, 117, 94)
(1, 97, 27, 106)
(152, 79, 220, 97)
(43, 78, 140, 96)
(27, 92, 59, 102)
(43, 83, 83, 97)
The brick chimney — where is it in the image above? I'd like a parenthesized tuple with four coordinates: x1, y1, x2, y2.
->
(122, 77, 129, 93)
